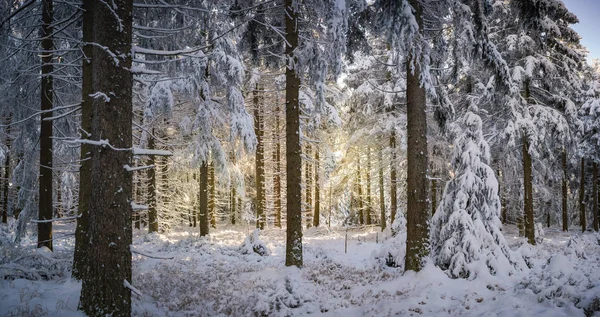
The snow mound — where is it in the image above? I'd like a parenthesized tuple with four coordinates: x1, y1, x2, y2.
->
(239, 229, 271, 256)
(373, 213, 407, 269)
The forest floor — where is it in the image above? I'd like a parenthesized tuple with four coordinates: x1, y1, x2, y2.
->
(1, 221, 599, 316)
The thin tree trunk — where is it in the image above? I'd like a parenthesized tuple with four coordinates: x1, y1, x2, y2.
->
(209, 160, 216, 229)
(254, 85, 265, 229)
(305, 143, 312, 228)
(72, 0, 94, 279)
(390, 130, 397, 225)
(37, 0, 54, 251)
(523, 135, 535, 244)
(160, 154, 169, 225)
(313, 147, 320, 227)
(405, 0, 429, 272)
(1, 114, 11, 224)
(562, 148, 568, 231)
(147, 132, 158, 233)
(594, 162, 598, 232)
(366, 147, 373, 225)
(230, 151, 236, 226)
(274, 103, 282, 228)
(56, 175, 62, 218)
(379, 147, 385, 231)
(498, 168, 507, 224)
(199, 161, 209, 236)
(285, 0, 303, 267)
(580, 157, 586, 232)
(431, 178, 437, 217)
(357, 154, 364, 225)
(78, 0, 133, 314)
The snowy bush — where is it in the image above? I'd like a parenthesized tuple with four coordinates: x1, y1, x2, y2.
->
(239, 229, 271, 256)
(373, 212, 407, 269)
(535, 223, 545, 244)
(0, 245, 71, 281)
(431, 111, 525, 279)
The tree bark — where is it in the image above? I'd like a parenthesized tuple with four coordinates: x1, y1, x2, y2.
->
(254, 85, 265, 229)
(199, 161, 209, 236)
(72, 0, 94, 279)
(147, 132, 158, 233)
(390, 130, 397, 224)
(274, 103, 282, 228)
(305, 143, 312, 228)
(404, 0, 429, 273)
(357, 154, 364, 225)
(285, 0, 303, 267)
(379, 147, 385, 231)
(209, 160, 216, 229)
(523, 135, 535, 244)
(562, 148, 568, 231)
(38, 0, 54, 251)
(313, 147, 320, 227)
(78, 0, 133, 314)
(594, 162, 598, 232)
(580, 157, 586, 232)
(431, 179, 437, 217)
(1, 114, 11, 224)
(366, 147, 372, 225)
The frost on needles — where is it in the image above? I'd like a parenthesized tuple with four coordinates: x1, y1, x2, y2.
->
(430, 110, 527, 279)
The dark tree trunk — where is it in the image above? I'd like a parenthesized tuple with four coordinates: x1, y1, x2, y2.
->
(379, 147, 385, 231)
(405, 0, 429, 272)
(580, 157, 586, 232)
(72, 0, 94, 279)
(1, 114, 11, 224)
(523, 135, 535, 244)
(498, 168, 507, 224)
(78, 0, 133, 315)
(193, 172, 197, 227)
(285, 0, 303, 267)
(594, 162, 598, 232)
(562, 148, 568, 231)
(305, 143, 312, 228)
(230, 151, 236, 225)
(366, 147, 372, 225)
(390, 130, 397, 224)
(274, 103, 282, 228)
(313, 147, 320, 227)
(357, 155, 364, 225)
(55, 175, 62, 218)
(254, 85, 265, 229)
(199, 161, 209, 236)
(431, 179, 437, 217)
(38, 0, 54, 251)
(209, 160, 216, 229)
(147, 132, 158, 233)
(160, 154, 169, 225)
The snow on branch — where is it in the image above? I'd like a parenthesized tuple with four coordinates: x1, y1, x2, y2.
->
(132, 147, 173, 156)
(133, 45, 209, 57)
(130, 245, 174, 260)
(131, 202, 149, 211)
(123, 279, 143, 298)
(123, 164, 155, 172)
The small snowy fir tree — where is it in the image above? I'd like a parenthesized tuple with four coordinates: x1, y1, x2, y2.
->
(431, 109, 525, 279)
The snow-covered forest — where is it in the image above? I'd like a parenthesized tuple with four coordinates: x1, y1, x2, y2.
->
(1, 0, 600, 316)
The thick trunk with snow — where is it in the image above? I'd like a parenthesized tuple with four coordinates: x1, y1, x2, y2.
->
(404, 0, 429, 273)
(37, 0, 53, 251)
(523, 135, 535, 245)
(199, 161, 209, 236)
(78, 0, 133, 315)
(285, 0, 303, 267)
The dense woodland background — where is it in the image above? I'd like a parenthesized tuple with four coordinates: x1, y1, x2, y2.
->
(1, 0, 600, 316)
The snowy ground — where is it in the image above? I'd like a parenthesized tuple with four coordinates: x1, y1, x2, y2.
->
(1, 221, 599, 316)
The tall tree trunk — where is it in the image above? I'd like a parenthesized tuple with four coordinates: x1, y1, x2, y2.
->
(313, 147, 320, 227)
(56, 175, 62, 218)
(230, 151, 236, 226)
(147, 132, 158, 233)
(285, 0, 303, 267)
(562, 148, 568, 231)
(366, 147, 372, 225)
(580, 157, 586, 232)
(78, 0, 133, 314)
(405, 0, 429, 272)
(498, 168, 507, 224)
(134, 161, 142, 230)
(72, 0, 94, 279)
(523, 135, 535, 244)
(209, 160, 216, 229)
(594, 162, 598, 232)
(193, 172, 198, 227)
(431, 178, 437, 217)
(199, 161, 209, 236)
(379, 147, 385, 231)
(305, 143, 312, 228)
(160, 154, 169, 225)
(254, 85, 265, 229)
(357, 155, 364, 225)
(1, 114, 11, 224)
(38, 0, 54, 251)
(390, 130, 397, 224)
(273, 104, 282, 228)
